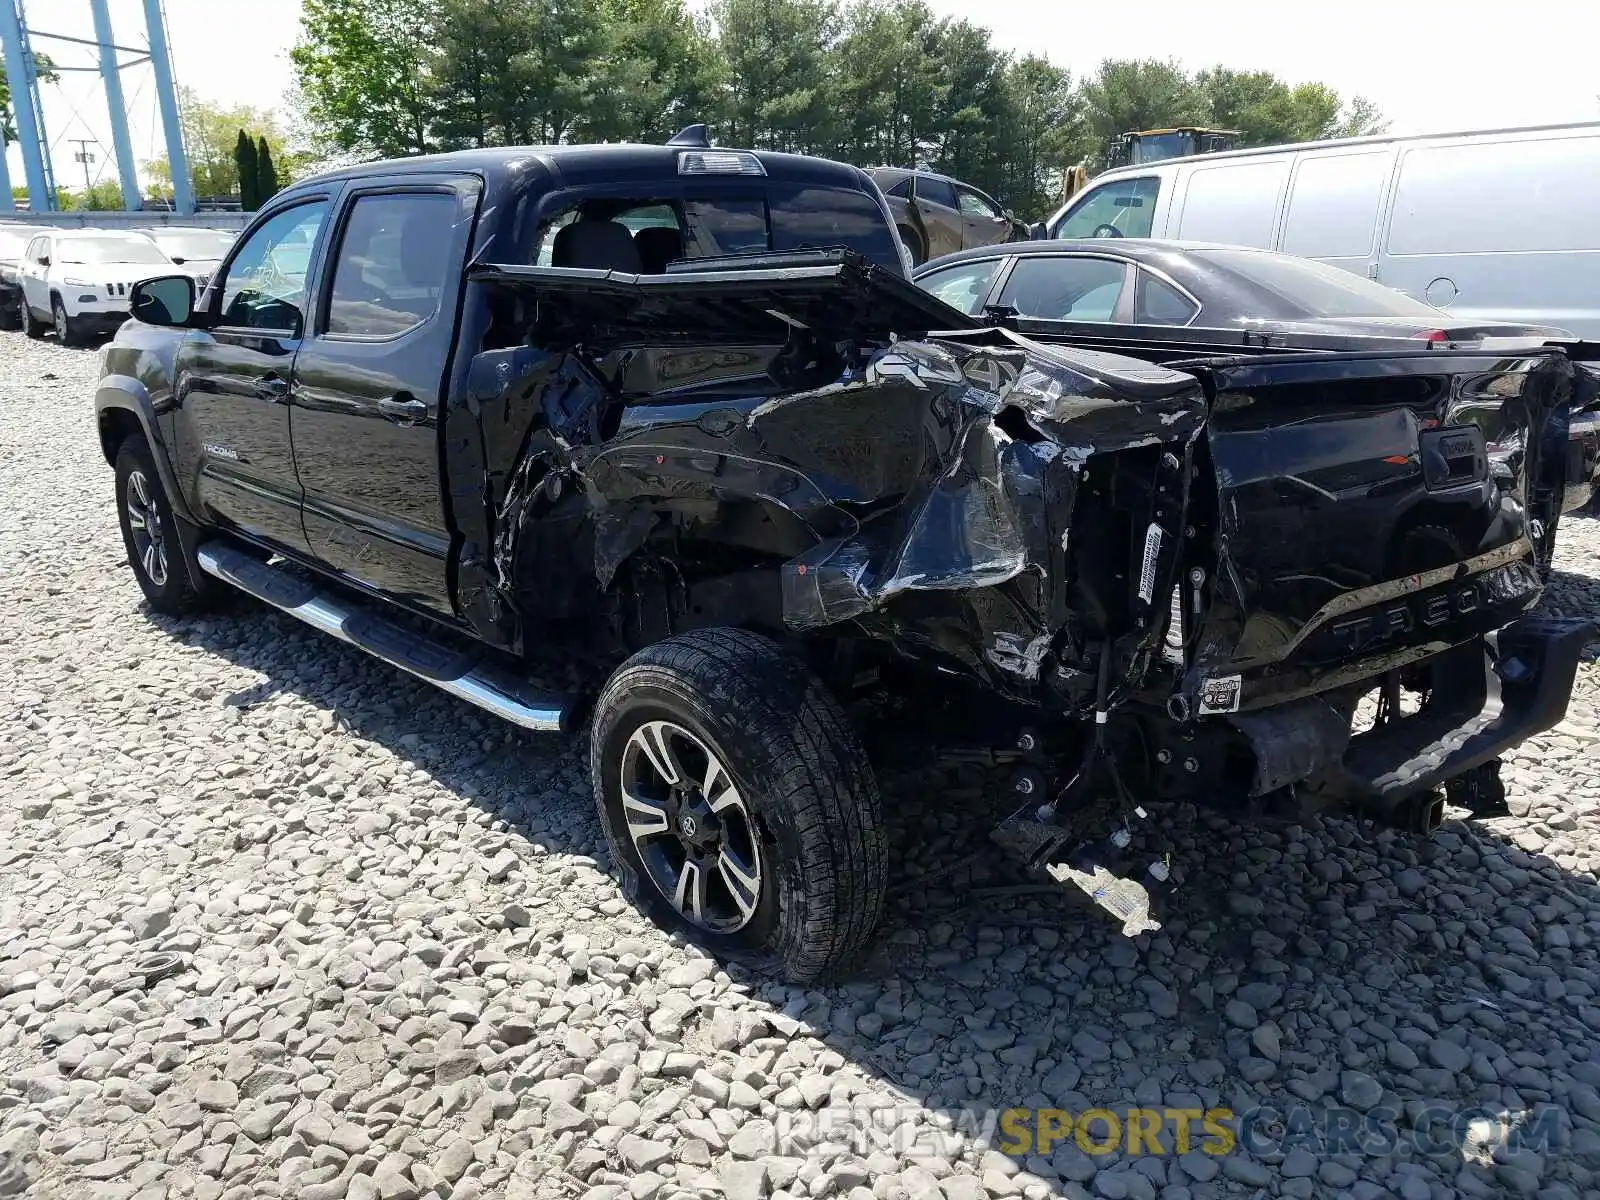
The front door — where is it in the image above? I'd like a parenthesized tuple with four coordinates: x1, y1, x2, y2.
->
(956, 185, 1011, 249)
(908, 175, 964, 261)
(171, 197, 334, 552)
(289, 179, 479, 616)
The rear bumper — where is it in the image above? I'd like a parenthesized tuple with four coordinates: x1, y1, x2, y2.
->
(1332, 616, 1595, 804)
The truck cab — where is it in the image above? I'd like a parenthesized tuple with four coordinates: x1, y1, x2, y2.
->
(1107, 127, 1241, 168)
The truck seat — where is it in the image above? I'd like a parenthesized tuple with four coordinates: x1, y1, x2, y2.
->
(634, 226, 684, 273)
(551, 219, 642, 273)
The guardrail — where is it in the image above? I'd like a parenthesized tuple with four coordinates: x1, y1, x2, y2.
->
(0, 211, 248, 232)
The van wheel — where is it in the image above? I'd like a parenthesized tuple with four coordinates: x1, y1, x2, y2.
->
(590, 628, 887, 982)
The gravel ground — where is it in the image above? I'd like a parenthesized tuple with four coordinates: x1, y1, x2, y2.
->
(2, 327, 1600, 1200)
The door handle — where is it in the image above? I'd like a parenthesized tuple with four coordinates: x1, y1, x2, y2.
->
(378, 395, 428, 424)
(256, 374, 289, 402)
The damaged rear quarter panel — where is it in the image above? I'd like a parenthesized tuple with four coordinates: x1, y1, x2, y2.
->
(472, 319, 1208, 707)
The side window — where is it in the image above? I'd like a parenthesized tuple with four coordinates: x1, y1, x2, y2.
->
(884, 178, 912, 199)
(30, 237, 48, 265)
(916, 176, 958, 209)
(1054, 177, 1159, 239)
(957, 188, 1002, 220)
(1134, 270, 1199, 326)
(916, 258, 1003, 315)
(217, 200, 330, 332)
(1173, 160, 1290, 247)
(326, 193, 458, 338)
(995, 256, 1127, 321)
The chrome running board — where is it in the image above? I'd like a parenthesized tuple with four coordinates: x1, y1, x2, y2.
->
(197, 543, 567, 732)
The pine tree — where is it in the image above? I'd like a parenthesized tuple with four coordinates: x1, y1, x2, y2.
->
(234, 130, 259, 210)
(256, 137, 279, 203)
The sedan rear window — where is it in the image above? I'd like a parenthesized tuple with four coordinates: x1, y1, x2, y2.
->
(1192, 248, 1444, 318)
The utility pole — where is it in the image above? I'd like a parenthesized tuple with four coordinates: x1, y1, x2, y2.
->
(69, 138, 97, 195)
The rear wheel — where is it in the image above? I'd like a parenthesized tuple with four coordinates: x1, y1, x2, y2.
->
(114, 435, 223, 614)
(590, 628, 887, 982)
(19, 297, 44, 339)
(897, 224, 926, 267)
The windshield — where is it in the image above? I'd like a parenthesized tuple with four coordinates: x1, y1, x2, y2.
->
(1192, 248, 1444, 318)
(1131, 133, 1192, 165)
(146, 230, 235, 260)
(58, 238, 172, 266)
(0, 230, 30, 260)
(1055, 176, 1158, 239)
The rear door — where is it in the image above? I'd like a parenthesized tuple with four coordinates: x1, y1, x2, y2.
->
(289, 176, 480, 615)
(171, 195, 335, 551)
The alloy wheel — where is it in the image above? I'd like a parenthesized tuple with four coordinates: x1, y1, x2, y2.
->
(125, 470, 169, 588)
(618, 719, 764, 933)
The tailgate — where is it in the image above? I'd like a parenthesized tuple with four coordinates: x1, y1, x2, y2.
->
(468, 249, 978, 347)
(1183, 349, 1569, 712)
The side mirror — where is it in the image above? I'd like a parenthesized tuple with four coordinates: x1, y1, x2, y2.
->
(1028, 221, 1048, 241)
(130, 274, 197, 327)
(38, 255, 50, 267)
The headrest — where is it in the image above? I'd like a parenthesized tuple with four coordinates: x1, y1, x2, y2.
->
(634, 226, 684, 274)
(551, 219, 642, 273)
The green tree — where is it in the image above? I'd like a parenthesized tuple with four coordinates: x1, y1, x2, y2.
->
(257, 136, 280, 202)
(56, 179, 125, 211)
(994, 55, 1076, 216)
(1, 52, 57, 143)
(925, 19, 1009, 195)
(576, 0, 725, 145)
(711, 0, 840, 154)
(292, 0, 440, 157)
(1076, 58, 1206, 170)
(234, 129, 260, 209)
(832, 0, 944, 168)
(143, 91, 292, 203)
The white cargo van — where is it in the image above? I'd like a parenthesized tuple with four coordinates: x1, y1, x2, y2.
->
(1040, 122, 1600, 336)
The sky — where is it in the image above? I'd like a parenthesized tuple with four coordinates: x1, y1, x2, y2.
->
(8, 0, 1600, 198)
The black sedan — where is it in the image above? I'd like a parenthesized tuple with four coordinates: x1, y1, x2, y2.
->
(912, 239, 1569, 342)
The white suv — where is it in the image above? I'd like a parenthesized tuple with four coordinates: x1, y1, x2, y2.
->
(17, 230, 175, 346)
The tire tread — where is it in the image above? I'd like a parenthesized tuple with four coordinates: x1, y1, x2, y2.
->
(591, 628, 886, 981)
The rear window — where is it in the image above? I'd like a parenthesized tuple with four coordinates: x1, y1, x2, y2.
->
(1192, 247, 1443, 318)
(532, 184, 900, 273)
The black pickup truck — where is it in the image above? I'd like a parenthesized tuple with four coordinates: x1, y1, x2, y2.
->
(95, 128, 1597, 981)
